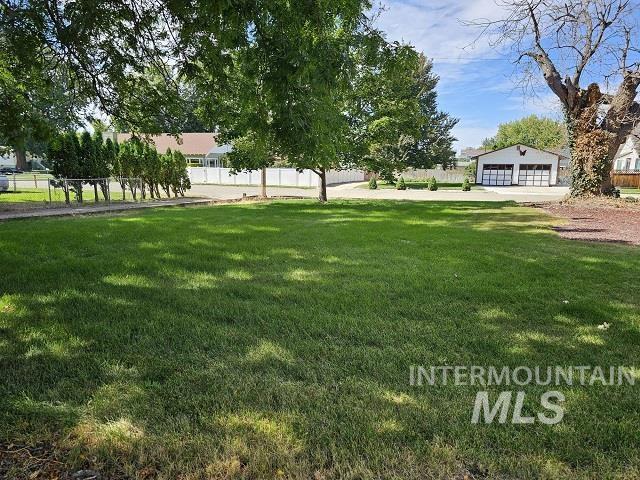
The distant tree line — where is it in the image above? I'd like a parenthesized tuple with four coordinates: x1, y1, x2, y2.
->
(47, 131, 190, 204)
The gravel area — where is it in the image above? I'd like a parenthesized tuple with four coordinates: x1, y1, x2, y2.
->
(540, 199, 640, 246)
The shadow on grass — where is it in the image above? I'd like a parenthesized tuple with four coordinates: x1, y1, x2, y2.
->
(0, 200, 639, 479)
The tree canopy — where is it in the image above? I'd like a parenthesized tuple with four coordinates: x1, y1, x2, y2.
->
(1, 0, 457, 200)
(482, 115, 567, 151)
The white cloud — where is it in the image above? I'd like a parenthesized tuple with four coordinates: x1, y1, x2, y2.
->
(375, 0, 507, 79)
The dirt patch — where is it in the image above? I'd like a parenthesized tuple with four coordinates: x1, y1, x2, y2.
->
(0, 441, 132, 480)
(534, 198, 640, 245)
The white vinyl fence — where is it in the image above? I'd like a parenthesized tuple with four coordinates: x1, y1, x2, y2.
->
(400, 168, 465, 183)
(188, 167, 365, 187)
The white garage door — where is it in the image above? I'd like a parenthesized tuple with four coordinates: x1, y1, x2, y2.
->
(481, 164, 513, 186)
(518, 164, 551, 186)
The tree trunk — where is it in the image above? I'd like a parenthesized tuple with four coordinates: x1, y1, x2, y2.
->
(317, 168, 327, 202)
(93, 183, 99, 202)
(559, 78, 640, 197)
(260, 167, 267, 198)
(76, 181, 84, 203)
(566, 85, 621, 197)
(14, 148, 27, 170)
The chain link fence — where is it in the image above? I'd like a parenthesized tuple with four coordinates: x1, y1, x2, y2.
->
(0, 175, 172, 207)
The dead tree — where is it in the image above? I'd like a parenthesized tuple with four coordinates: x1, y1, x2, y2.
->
(467, 0, 640, 196)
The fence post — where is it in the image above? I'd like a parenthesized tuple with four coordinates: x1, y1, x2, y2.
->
(47, 179, 52, 205)
(34, 174, 38, 189)
(12, 175, 16, 192)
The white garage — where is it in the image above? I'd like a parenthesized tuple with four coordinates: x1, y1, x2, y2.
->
(472, 144, 564, 186)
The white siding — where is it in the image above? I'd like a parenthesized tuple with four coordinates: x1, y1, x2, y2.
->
(614, 137, 640, 170)
(474, 145, 560, 186)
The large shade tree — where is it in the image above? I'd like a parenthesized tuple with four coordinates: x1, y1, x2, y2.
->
(1, 1, 373, 188)
(469, 0, 640, 196)
(0, 0, 185, 155)
(405, 55, 458, 171)
(0, 42, 87, 169)
(2, 0, 456, 202)
(344, 42, 425, 182)
(184, 0, 373, 201)
(345, 46, 457, 180)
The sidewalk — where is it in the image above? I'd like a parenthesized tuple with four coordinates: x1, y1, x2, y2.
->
(0, 197, 214, 221)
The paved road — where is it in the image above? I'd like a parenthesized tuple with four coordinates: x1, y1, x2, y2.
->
(189, 183, 570, 203)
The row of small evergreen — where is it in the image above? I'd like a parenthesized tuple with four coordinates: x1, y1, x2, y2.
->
(46, 131, 191, 203)
(368, 177, 472, 191)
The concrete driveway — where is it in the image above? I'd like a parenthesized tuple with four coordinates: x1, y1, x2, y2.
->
(481, 185, 570, 196)
(188, 182, 569, 203)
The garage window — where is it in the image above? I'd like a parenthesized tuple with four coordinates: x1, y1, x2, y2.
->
(481, 164, 513, 186)
(518, 164, 551, 186)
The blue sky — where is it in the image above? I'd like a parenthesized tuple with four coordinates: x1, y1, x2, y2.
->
(375, 0, 563, 153)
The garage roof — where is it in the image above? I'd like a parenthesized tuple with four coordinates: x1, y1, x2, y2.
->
(470, 144, 569, 160)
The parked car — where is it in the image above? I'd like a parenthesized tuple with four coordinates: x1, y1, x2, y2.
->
(0, 174, 9, 192)
(0, 166, 23, 175)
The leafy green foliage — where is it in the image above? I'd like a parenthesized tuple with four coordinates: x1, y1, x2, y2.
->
(482, 115, 567, 151)
(190, 1, 374, 200)
(3, 1, 455, 199)
(346, 49, 457, 180)
(368, 177, 378, 190)
(225, 133, 273, 174)
(0, 41, 88, 166)
(464, 160, 477, 181)
(404, 55, 458, 170)
(347, 44, 422, 180)
(46, 130, 189, 202)
(396, 177, 407, 190)
(462, 177, 471, 191)
(427, 176, 438, 191)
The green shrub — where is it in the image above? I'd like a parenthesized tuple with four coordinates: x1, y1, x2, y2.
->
(396, 177, 407, 190)
(462, 178, 471, 191)
(427, 176, 438, 191)
(368, 177, 378, 190)
(465, 160, 477, 181)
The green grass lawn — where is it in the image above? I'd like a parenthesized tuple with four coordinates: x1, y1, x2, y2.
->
(1, 200, 639, 479)
(361, 181, 483, 190)
(620, 187, 640, 195)
(0, 189, 167, 206)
